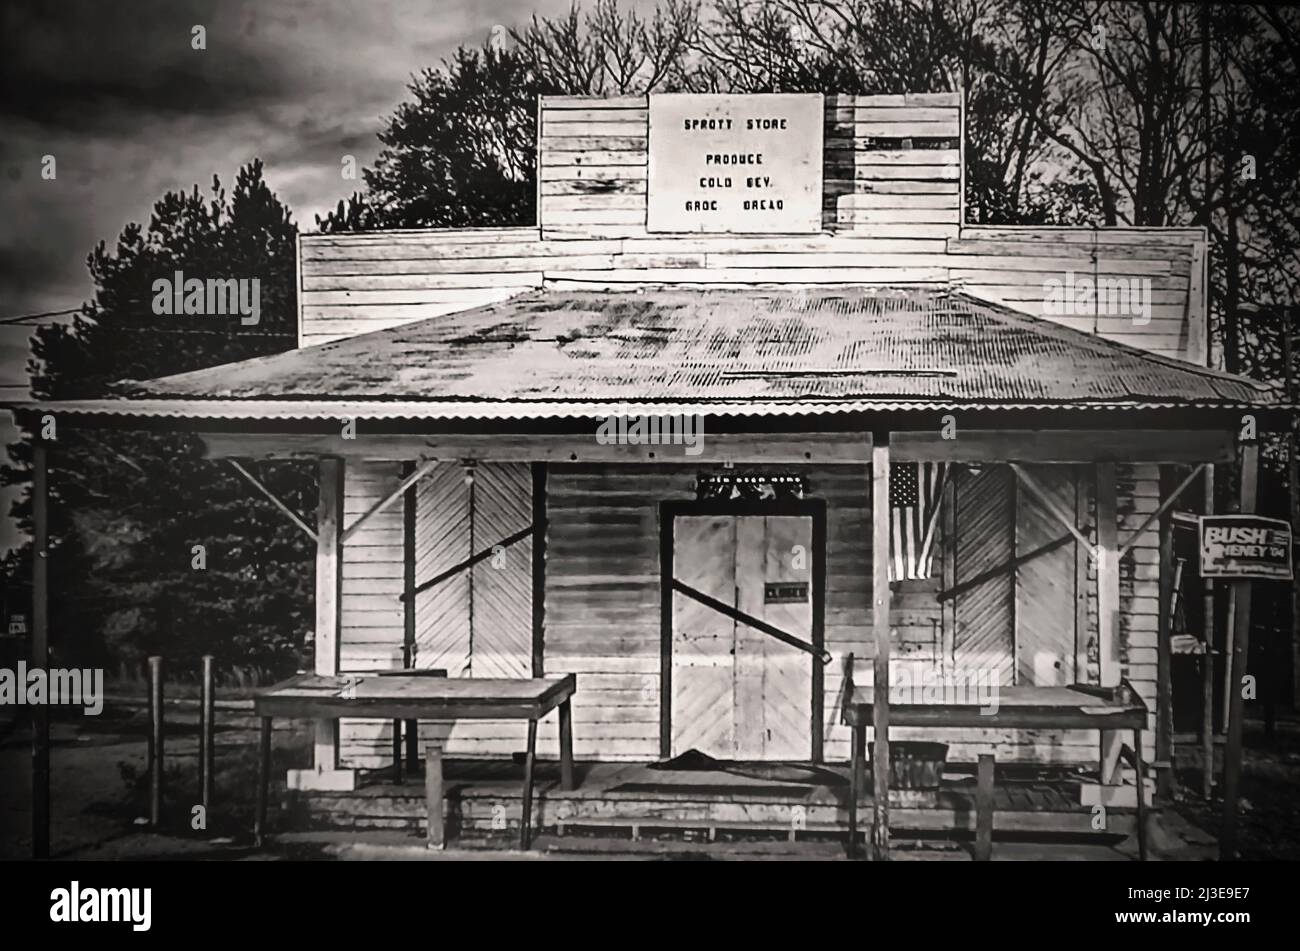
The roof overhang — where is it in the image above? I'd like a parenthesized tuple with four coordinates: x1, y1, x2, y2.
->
(6, 397, 1289, 434)
(6, 286, 1286, 438)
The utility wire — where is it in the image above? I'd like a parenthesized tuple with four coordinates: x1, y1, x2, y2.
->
(0, 308, 81, 326)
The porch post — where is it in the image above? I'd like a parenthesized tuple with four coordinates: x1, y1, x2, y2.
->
(1096, 462, 1124, 785)
(402, 459, 417, 671)
(1155, 470, 1176, 801)
(871, 431, 892, 860)
(1220, 439, 1259, 859)
(402, 460, 419, 770)
(1095, 462, 1121, 686)
(1201, 466, 1216, 800)
(31, 440, 50, 860)
(289, 456, 355, 791)
(532, 462, 547, 677)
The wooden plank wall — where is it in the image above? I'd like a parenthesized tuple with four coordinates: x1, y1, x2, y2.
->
(1077, 464, 1161, 743)
(539, 97, 649, 238)
(336, 461, 404, 767)
(823, 95, 961, 238)
(540, 93, 961, 240)
(299, 95, 1207, 365)
(338, 461, 405, 673)
(299, 225, 1204, 362)
(341, 462, 536, 767)
(952, 227, 1207, 363)
(298, 227, 550, 347)
(332, 460, 1160, 766)
(1119, 465, 1162, 742)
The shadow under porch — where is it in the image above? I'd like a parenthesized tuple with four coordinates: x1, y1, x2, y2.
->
(280, 756, 1141, 855)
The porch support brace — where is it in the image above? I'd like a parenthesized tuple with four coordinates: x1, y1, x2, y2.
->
(1116, 463, 1208, 561)
(871, 431, 892, 861)
(935, 532, 1072, 603)
(402, 526, 533, 602)
(288, 457, 355, 792)
(228, 459, 317, 542)
(341, 457, 435, 543)
(1221, 440, 1259, 859)
(1008, 463, 1092, 550)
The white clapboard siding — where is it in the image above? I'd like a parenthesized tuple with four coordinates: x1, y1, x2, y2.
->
(299, 222, 1205, 362)
(338, 461, 406, 768)
(823, 93, 961, 238)
(1118, 465, 1162, 741)
(542, 267, 949, 287)
(952, 225, 1206, 364)
(539, 96, 650, 239)
(298, 96, 1206, 361)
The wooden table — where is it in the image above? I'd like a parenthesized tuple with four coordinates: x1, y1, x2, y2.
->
(842, 683, 1149, 860)
(253, 672, 577, 849)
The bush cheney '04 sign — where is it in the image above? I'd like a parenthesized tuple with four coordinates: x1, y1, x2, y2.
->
(647, 93, 824, 233)
(1199, 515, 1293, 581)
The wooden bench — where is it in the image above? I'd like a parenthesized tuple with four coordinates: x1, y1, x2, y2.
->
(253, 672, 577, 850)
(841, 660, 1149, 860)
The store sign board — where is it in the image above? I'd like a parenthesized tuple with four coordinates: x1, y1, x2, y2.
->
(647, 94, 824, 234)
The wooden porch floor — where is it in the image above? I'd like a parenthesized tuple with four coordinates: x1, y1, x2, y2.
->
(288, 759, 1139, 844)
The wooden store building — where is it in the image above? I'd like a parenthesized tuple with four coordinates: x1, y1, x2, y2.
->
(16, 92, 1288, 858)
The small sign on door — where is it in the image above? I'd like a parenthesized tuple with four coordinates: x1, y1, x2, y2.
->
(764, 582, 809, 604)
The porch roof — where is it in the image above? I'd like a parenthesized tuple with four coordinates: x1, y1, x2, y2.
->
(11, 287, 1274, 423)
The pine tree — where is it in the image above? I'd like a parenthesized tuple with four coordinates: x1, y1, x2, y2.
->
(2, 160, 314, 680)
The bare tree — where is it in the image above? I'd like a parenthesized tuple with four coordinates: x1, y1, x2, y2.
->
(513, 0, 701, 94)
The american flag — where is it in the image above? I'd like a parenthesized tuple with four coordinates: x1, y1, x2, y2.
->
(889, 462, 948, 581)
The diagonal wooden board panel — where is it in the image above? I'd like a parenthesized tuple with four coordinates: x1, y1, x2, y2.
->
(954, 466, 1015, 686)
(757, 517, 814, 760)
(415, 463, 472, 675)
(672, 517, 736, 758)
(413, 462, 533, 680)
(471, 463, 533, 678)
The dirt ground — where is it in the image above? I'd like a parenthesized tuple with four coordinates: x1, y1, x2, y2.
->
(2, 699, 1295, 861)
(1167, 712, 1300, 861)
(0, 697, 312, 860)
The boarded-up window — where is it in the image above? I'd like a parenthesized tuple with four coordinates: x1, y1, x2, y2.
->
(413, 463, 532, 678)
(949, 465, 1079, 687)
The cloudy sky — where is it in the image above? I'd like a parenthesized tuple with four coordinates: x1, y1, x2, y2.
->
(0, 0, 594, 551)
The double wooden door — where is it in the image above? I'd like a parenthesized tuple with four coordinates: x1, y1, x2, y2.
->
(670, 515, 814, 760)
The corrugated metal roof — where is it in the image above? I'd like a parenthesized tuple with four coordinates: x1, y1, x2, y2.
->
(11, 287, 1272, 422)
